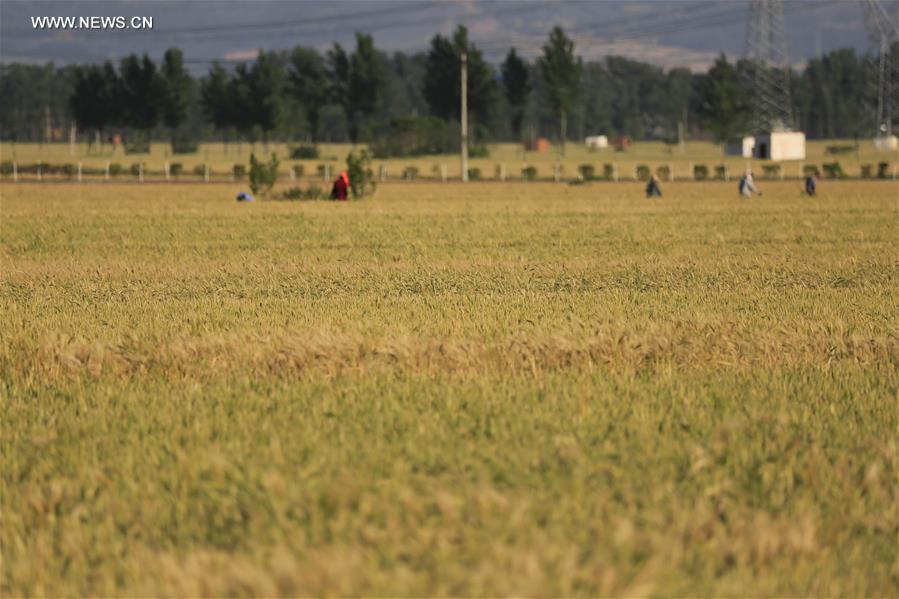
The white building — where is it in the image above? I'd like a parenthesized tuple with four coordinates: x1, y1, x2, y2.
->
(585, 135, 608, 149)
(873, 135, 898, 151)
(726, 136, 755, 158)
(753, 131, 806, 161)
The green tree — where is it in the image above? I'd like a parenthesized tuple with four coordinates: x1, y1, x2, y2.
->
(119, 53, 163, 141)
(327, 35, 385, 143)
(200, 62, 233, 134)
(288, 46, 328, 142)
(422, 26, 497, 128)
(247, 51, 284, 141)
(695, 54, 750, 142)
(501, 48, 531, 139)
(348, 33, 385, 143)
(160, 48, 192, 146)
(70, 61, 121, 148)
(538, 26, 581, 150)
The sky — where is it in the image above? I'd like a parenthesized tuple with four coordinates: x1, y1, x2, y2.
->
(0, 0, 892, 73)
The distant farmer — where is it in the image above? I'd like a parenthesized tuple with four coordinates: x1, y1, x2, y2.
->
(645, 174, 662, 198)
(739, 170, 762, 198)
(804, 173, 817, 197)
(330, 171, 350, 201)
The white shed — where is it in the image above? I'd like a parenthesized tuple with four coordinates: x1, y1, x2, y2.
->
(873, 135, 898, 151)
(585, 135, 608, 149)
(753, 131, 806, 161)
(726, 136, 755, 158)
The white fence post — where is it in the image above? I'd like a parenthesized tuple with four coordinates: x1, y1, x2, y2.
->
(139, 163, 144, 183)
(289, 166, 296, 184)
(668, 162, 674, 182)
(105, 161, 110, 181)
(724, 163, 729, 181)
(12, 161, 17, 182)
(77, 162, 82, 182)
(500, 163, 506, 181)
(204, 164, 209, 183)
(37, 164, 42, 181)
(440, 164, 447, 183)
(613, 163, 619, 182)
(165, 161, 170, 182)
(799, 161, 804, 179)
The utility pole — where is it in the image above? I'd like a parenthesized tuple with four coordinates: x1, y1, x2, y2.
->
(460, 52, 469, 183)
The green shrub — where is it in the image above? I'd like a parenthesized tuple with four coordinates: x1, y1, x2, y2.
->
(233, 164, 246, 180)
(693, 164, 708, 180)
(169, 163, 183, 177)
(714, 165, 727, 179)
(125, 141, 150, 154)
(403, 166, 419, 180)
(655, 165, 670, 180)
(877, 162, 890, 179)
(822, 162, 845, 179)
(578, 164, 595, 180)
(468, 145, 490, 158)
(129, 163, 142, 177)
(249, 153, 280, 196)
(522, 166, 538, 181)
(371, 116, 453, 158)
(292, 164, 305, 178)
(0, 161, 12, 175)
(346, 150, 375, 198)
(635, 165, 651, 181)
(60, 164, 77, 177)
(468, 168, 482, 181)
(803, 165, 820, 177)
(860, 164, 873, 178)
(826, 145, 854, 155)
(281, 184, 325, 201)
(762, 164, 781, 178)
(304, 185, 324, 200)
(171, 137, 198, 154)
(602, 164, 615, 180)
(108, 163, 124, 176)
(192, 164, 207, 177)
(289, 145, 319, 159)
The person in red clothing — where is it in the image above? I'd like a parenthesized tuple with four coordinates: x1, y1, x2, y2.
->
(330, 171, 350, 200)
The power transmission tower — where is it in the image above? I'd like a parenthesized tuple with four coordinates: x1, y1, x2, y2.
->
(744, 0, 793, 132)
(861, 0, 899, 138)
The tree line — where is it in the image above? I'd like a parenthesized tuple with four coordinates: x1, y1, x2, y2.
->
(0, 26, 893, 148)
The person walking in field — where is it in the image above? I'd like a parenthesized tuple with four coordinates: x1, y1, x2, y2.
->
(645, 174, 663, 198)
(739, 170, 761, 198)
(330, 171, 350, 200)
(804, 172, 817, 197)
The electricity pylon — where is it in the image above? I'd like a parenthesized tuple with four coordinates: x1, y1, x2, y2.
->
(744, 0, 793, 132)
(862, 0, 899, 138)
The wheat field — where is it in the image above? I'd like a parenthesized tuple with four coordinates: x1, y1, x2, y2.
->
(1, 180, 897, 596)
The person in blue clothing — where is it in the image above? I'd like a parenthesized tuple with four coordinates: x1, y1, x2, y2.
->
(645, 174, 662, 198)
(804, 172, 817, 196)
